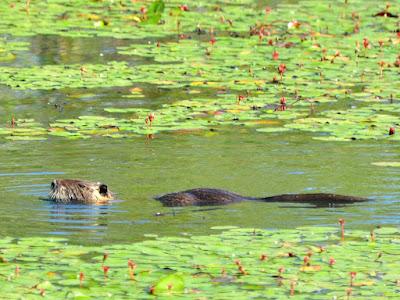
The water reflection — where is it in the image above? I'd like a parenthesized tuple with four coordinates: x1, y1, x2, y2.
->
(1, 35, 144, 67)
(35, 202, 123, 240)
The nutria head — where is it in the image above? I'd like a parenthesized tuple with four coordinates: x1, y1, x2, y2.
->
(49, 179, 113, 204)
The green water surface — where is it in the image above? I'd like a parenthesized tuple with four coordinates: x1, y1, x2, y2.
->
(0, 0, 399, 246)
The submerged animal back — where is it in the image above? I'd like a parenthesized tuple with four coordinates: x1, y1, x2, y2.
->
(261, 193, 367, 203)
(155, 188, 246, 206)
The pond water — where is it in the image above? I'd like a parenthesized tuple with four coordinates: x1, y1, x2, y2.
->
(0, 31, 399, 245)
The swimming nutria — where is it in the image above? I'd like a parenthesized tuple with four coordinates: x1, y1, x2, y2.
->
(155, 188, 368, 207)
(48, 179, 113, 204)
(48, 180, 367, 207)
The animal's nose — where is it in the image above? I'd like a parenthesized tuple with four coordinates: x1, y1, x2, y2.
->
(99, 184, 108, 195)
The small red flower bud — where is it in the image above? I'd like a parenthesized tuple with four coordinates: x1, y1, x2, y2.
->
(329, 257, 336, 266)
(260, 254, 268, 261)
(278, 64, 286, 75)
(146, 113, 155, 127)
(363, 38, 370, 49)
(149, 112, 155, 122)
(238, 265, 247, 275)
(210, 37, 216, 45)
(180, 5, 189, 11)
(102, 266, 110, 276)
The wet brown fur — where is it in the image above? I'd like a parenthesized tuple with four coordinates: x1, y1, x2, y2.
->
(49, 179, 113, 204)
(155, 188, 368, 207)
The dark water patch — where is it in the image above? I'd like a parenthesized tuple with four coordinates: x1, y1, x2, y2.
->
(0, 34, 153, 67)
(0, 80, 232, 129)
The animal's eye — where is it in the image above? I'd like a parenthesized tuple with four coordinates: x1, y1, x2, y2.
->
(99, 184, 108, 195)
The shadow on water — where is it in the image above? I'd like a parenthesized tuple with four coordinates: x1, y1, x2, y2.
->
(34, 202, 117, 240)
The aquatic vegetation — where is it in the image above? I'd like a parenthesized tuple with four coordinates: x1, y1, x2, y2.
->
(0, 62, 134, 90)
(0, 0, 398, 142)
(0, 225, 399, 298)
(0, 37, 29, 61)
(0, 118, 47, 141)
(0, 2, 398, 297)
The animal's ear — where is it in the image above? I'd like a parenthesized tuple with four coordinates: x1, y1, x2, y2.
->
(51, 180, 56, 189)
(99, 184, 108, 195)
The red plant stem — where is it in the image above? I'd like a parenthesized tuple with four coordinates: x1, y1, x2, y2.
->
(370, 228, 375, 242)
(303, 256, 310, 266)
(149, 286, 155, 294)
(290, 280, 296, 296)
(39, 288, 45, 297)
(346, 287, 352, 299)
(128, 259, 136, 280)
(339, 219, 345, 241)
(79, 272, 84, 287)
(102, 252, 108, 265)
(350, 272, 356, 286)
(278, 267, 284, 278)
(129, 269, 134, 280)
(15, 265, 20, 276)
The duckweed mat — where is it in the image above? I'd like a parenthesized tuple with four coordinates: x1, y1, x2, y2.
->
(1, 225, 399, 298)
